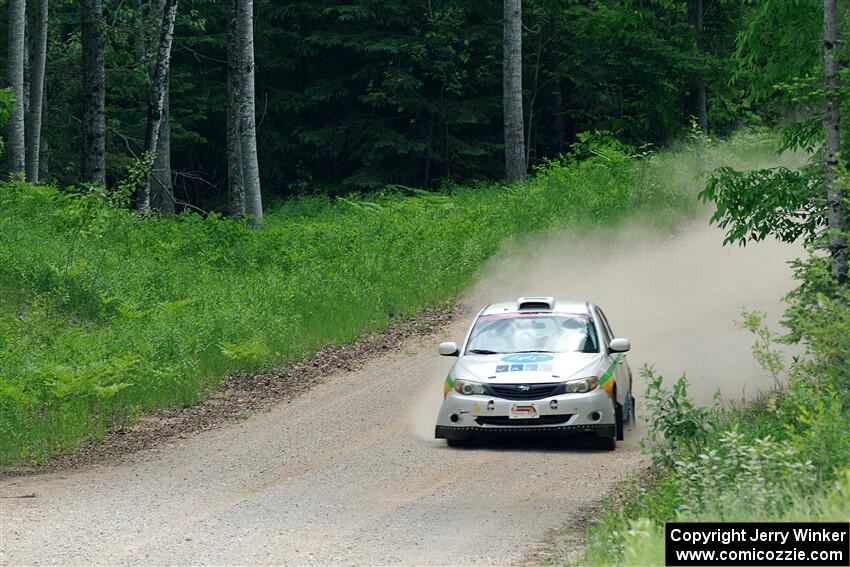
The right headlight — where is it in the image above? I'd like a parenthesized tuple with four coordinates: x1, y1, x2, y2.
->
(564, 376, 598, 393)
(454, 379, 486, 395)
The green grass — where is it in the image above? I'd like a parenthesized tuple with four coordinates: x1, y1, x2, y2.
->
(0, 131, 779, 466)
(581, 375, 850, 566)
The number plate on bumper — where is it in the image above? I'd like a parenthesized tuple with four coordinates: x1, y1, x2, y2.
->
(509, 404, 538, 419)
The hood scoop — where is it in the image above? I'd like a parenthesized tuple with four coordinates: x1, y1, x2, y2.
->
(516, 296, 555, 311)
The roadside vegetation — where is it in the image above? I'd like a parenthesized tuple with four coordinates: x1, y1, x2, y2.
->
(0, 132, 783, 466)
(577, 2, 850, 561)
(581, 284, 850, 565)
(579, 3, 850, 555)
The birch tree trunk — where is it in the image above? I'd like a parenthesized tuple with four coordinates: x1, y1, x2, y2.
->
(6, 0, 26, 174)
(26, 0, 48, 183)
(237, 0, 263, 226)
(151, 82, 175, 214)
(689, 0, 708, 135)
(148, 0, 174, 215)
(80, 0, 106, 185)
(823, 0, 848, 283)
(227, 0, 245, 218)
(503, 0, 525, 182)
(137, 0, 178, 211)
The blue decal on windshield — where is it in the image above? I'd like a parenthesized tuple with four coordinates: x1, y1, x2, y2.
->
(510, 364, 524, 372)
(502, 353, 554, 363)
(539, 364, 553, 372)
(495, 365, 509, 373)
(525, 364, 538, 371)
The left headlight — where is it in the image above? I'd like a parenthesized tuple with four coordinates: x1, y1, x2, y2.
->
(564, 376, 598, 393)
(454, 379, 486, 395)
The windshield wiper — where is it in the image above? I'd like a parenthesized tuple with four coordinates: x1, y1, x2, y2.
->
(468, 349, 500, 355)
(512, 350, 557, 353)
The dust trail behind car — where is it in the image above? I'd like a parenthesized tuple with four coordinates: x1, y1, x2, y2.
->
(466, 214, 800, 403)
(410, 215, 801, 444)
(411, 144, 805, 442)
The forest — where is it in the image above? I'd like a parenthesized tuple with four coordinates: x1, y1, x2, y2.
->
(1, 1, 849, 563)
(2, 0, 762, 206)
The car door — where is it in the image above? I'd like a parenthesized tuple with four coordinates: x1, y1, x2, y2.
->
(596, 307, 632, 410)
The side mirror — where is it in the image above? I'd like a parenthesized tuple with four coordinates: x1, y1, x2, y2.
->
(609, 338, 631, 353)
(438, 341, 460, 357)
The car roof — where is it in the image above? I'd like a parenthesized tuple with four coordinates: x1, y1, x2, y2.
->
(480, 299, 592, 316)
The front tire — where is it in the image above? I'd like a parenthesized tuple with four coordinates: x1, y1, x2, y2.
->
(615, 401, 625, 441)
(447, 437, 473, 448)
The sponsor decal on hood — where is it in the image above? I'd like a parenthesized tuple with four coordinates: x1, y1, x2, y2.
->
(453, 353, 603, 384)
(501, 353, 554, 363)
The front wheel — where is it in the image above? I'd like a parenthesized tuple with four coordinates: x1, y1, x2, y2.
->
(447, 437, 473, 448)
(615, 400, 625, 441)
(597, 435, 615, 451)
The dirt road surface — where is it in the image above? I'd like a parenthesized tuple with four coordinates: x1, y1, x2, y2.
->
(0, 216, 798, 566)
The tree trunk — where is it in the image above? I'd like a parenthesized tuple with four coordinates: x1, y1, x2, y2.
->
(689, 0, 708, 135)
(26, 0, 48, 183)
(823, 0, 848, 283)
(39, 110, 50, 180)
(6, 0, 26, 174)
(227, 0, 245, 218)
(137, 0, 178, 211)
(237, 0, 263, 226)
(525, 26, 544, 170)
(23, 8, 31, 121)
(553, 83, 565, 152)
(503, 0, 525, 182)
(132, 0, 147, 68)
(151, 80, 175, 214)
(147, 0, 174, 214)
(80, 0, 106, 185)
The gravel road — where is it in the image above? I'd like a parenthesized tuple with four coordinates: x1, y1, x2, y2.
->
(0, 217, 798, 566)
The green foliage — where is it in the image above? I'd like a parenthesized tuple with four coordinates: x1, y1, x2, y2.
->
(0, 136, 703, 465)
(582, 247, 850, 567)
(0, 0, 749, 199)
(700, 165, 822, 246)
(0, 86, 14, 157)
(640, 369, 719, 469)
(701, 0, 850, 267)
(733, 0, 823, 106)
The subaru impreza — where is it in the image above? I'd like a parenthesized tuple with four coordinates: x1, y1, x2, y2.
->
(435, 297, 634, 449)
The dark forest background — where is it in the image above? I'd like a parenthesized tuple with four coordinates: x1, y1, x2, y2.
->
(1, 0, 760, 209)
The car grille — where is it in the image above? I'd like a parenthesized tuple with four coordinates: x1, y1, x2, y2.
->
(484, 382, 564, 400)
(475, 414, 573, 426)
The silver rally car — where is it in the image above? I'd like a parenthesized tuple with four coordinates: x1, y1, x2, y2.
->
(435, 297, 634, 449)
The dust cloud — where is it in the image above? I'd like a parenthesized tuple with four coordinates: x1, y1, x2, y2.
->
(465, 213, 801, 409)
(410, 144, 807, 440)
(409, 213, 802, 441)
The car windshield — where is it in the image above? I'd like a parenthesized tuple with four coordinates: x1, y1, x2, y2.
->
(465, 312, 599, 354)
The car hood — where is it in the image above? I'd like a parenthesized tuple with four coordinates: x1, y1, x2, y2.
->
(452, 352, 605, 384)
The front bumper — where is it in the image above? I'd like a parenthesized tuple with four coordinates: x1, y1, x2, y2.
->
(434, 387, 615, 439)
